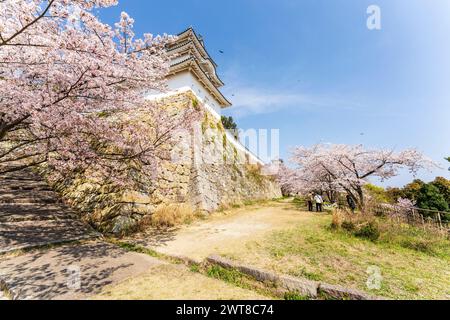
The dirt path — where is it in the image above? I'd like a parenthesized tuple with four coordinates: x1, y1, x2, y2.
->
(130, 201, 308, 261)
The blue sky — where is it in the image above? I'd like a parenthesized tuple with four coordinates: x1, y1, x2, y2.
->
(99, 0, 450, 187)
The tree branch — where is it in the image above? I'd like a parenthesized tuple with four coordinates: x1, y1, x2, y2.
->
(0, 0, 56, 47)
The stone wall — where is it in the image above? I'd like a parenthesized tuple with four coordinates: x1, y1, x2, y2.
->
(53, 91, 281, 234)
(156, 92, 281, 212)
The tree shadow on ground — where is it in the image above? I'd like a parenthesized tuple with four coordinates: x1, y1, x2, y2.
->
(129, 227, 178, 248)
(0, 242, 152, 300)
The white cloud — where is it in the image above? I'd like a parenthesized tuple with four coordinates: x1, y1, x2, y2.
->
(223, 86, 361, 119)
(219, 64, 364, 118)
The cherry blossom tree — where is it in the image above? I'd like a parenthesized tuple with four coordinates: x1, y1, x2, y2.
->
(278, 163, 334, 200)
(277, 164, 300, 196)
(0, 0, 196, 183)
(281, 144, 434, 209)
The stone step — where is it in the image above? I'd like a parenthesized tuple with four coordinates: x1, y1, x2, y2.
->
(0, 205, 78, 222)
(0, 220, 99, 254)
(0, 169, 100, 257)
(0, 181, 52, 191)
(0, 170, 43, 181)
(0, 203, 70, 212)
(0, 194, 58, 204)
(0, 176, 43, 183)
(0, 202, 77, 213)
(0, 212, 76, 223)
(0, 189, 59, 198)
(0, 189, 58, 196)
(0, 175, 42, 183)
(0, 203, 78, 222)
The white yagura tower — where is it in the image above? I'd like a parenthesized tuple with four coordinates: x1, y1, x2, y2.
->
(148, 27, 264, 165)
(165, 27, 231, 115)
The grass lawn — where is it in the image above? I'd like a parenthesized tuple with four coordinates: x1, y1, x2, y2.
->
(223, 209, 450, 300)
(93, 263, 271, 300)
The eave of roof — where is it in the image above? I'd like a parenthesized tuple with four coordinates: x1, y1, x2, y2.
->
(167, 41, 225, 87)
(169, 58, 232, 108)
(176, 27, 219, 68)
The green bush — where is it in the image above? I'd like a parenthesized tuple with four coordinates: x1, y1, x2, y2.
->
(364, 184, 390, 203)
(333, 210, 449, 257)
(354, 222, 380, 241)
(387, 177, 450, 220)
(417, 184, 449, 213)
(341, 221, 356, 232)
(431, 177, 450, 205)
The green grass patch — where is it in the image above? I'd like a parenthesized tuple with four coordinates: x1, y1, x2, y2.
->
(110, 240, 160, 258)
(206, 265, 245, 286)
(284, 291, 310, 300)
(189, 263, 201, 273)
(232, 211, 450, 300)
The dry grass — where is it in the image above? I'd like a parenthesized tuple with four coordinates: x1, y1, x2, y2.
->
(93, 263, 270, 300)
(245, 164, 264, 185)
(331, 209, 449, 256)
(228, 208, 450, 300)
(149, 203, 198, 228)
(0, 282, 12, 300)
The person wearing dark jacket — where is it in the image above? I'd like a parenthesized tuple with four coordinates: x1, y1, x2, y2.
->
(307, 193, 314, 212)
(347, 195, 356, 213)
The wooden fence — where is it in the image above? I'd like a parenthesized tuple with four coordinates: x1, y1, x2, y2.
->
(365, 202, 449, 234)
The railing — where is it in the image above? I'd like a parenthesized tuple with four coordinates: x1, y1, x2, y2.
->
(363, 202, 450, 234)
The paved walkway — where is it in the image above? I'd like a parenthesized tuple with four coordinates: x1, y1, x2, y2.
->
(0, 241, 162, 300)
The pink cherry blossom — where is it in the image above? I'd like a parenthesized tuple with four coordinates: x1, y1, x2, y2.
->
(279, 144, 435, 208)
(0, 0, 196, 184)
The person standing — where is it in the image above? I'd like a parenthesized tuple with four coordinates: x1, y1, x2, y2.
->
(307, 193, 314, 212)
(314, 194, 323, 212)
(346, 194, 356, 213)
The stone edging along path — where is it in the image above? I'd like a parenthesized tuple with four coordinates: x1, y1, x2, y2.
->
(119, 241, 386, 300)
(205, 255, 385, 300)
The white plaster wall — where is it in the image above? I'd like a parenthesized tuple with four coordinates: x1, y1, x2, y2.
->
(167, 71, 222, 114)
